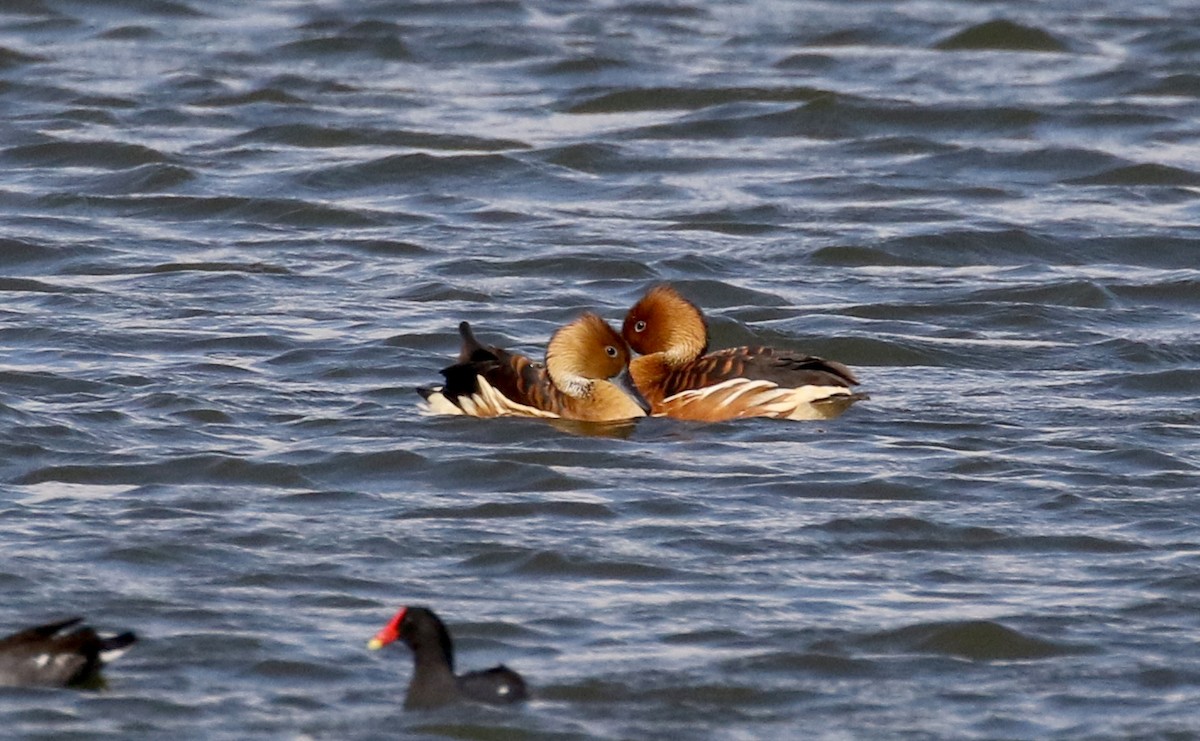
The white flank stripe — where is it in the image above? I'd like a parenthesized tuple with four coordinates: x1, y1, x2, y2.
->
(664, 379, 855, 420)
(418, 376, 562, 419)
(100, 646, 132, 663)
(418, 388, 466, 416)
(714, 380, 776, 409)
(473, 378, 560, 418)
(786, 386, 854, 420)
(666, 379, 770, 408)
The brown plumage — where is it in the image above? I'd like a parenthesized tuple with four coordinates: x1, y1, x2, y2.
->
(622, 284, 866, 422)
(418, 313, 648, 423)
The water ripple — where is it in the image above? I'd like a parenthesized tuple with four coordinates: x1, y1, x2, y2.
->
(2, 0, 1199, 738)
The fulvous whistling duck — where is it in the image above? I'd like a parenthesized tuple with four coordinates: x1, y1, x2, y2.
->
(621, 284, 866, 422)
(418, 313, 649, 423)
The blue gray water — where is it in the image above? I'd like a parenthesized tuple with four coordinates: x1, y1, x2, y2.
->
(2, 0, 1198, 738)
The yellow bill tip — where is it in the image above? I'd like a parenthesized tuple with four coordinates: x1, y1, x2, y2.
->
(367, 638, 384, 650)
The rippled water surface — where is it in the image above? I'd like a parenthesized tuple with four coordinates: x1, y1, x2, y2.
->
(2, 0, 1199, 738)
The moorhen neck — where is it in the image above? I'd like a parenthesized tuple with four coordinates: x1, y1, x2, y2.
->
(368, 605, 528, 710)
(0, 617, 136, 688)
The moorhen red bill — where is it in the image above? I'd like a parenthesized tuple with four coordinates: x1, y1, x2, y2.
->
(0, 617, 136, 688)
(368, 605, 528, 709)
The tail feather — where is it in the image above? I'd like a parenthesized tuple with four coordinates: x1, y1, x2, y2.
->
(98, 631, 137, 663)
(6, 617, 85, 643)
(100, 631, 137, 652)
(456, 321, 485, 362)
(41, 617, 85, 638)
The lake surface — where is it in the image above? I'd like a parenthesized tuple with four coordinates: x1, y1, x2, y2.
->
(1, 0, 1198, 738)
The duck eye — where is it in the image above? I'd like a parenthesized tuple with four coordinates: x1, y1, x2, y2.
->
(634, 320, 646, 333)
(605, 345, 619, 358)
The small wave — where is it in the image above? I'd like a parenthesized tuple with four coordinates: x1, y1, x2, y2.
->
(17, 455, 311, 488)
(297, 151, 533, 192)
(537, 55, 630, 75)
(615, 97, 1039, 142)
(0, 369, 110, 396)
(967, 280, 1116, 309)
(77, 163, 194, 194)
(144, 261, 289, 276)
(1092, 336, 1200, 366)
(1135, 73, 1200, 98)
(248, 659, 350, 682)
(721, 650, 876, 677)
(1066, 163, 1200, 186)
(275, 35, 412, 61)
(237, 123, 527, 151)
(432, 253, 655, 281)
(4, 138, 169, 169)
(935, 19, 1069, 52)
(35, 193, 389, 228)
(194, 88, 306, 107)
(863, 619, 1087, 660)
(0, 46, 48, 68)
(96, 25, 160, 41)
(0, 277, 75, 294)
(421, 456, 595, 493)
(1112, 368, 1200, 394)
(461, 547, 685, 580)
(812, 244, 924, 267)
(565, 85, 830, 114)
(104, 0, 204, 18)
(400, 500, 616, 520)
(657, 205, 788, 236)
(814, 516, 1006, 551)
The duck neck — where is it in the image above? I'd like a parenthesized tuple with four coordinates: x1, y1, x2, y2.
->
(546, 354, 593, 399)
(662, 320, 706, 366)
(590, 381, 648, 420)
(664, 343, 701, 366)
(404, 645, 460, 709)
(628, 355, 669, 407)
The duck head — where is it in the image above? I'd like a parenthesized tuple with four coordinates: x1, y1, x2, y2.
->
(545, 313, 648, 414)
(368, 605, 455, 671)
(622, 284, 708, 364)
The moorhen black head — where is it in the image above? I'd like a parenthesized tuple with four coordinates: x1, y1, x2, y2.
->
(367, 605, 528, 710)
(0, 617, 136, 688)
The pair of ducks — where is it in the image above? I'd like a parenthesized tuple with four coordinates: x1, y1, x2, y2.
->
(419, 284, 866, 424)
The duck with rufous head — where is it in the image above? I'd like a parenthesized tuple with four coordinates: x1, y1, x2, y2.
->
(419, 313, 649, 423)
(621, 284, 866, 422)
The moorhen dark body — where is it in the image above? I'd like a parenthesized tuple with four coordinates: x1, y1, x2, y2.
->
(368, 605, 527, 709)
(0, 617, 136, 688)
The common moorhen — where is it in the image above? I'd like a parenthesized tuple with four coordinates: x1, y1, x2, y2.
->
(0, 617, 136, 688)
(368, 605, 528, 709)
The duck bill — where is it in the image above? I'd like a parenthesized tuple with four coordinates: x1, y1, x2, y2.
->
(367, 626, 394, 650)
(615, 368, 651, 414)
(368, 608, 406, 650)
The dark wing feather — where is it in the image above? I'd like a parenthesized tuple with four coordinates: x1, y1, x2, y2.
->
(432, 322, 567, 413)
(439, 347, 556, 412)
(456, 321, 501, 364)
(0, 619, 135, 688)
(456, 664, 528, 705)
(98, 631, 137, 655)
(0, 617, 83, 649)
(662, 347, 858, 397)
